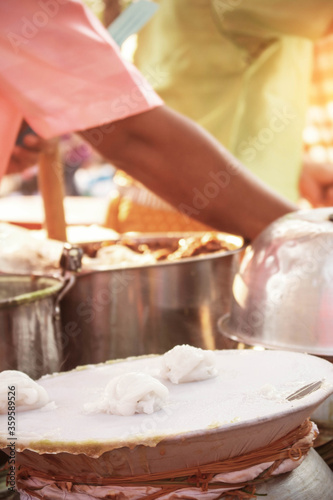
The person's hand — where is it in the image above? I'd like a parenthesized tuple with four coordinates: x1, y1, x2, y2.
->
(299, 155, 333, 207)
(7, 133, 47, 175)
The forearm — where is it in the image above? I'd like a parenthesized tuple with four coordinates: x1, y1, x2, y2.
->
(81, 106, 297, 240)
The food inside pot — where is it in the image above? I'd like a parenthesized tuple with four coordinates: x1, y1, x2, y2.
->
(0, 223, 242, 274)
(82, 232, 237, 265)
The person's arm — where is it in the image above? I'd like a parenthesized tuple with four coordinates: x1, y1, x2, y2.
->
(81, 106, 297, 240)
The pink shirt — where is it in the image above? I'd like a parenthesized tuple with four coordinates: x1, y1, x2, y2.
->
(0, 0, 162, 179)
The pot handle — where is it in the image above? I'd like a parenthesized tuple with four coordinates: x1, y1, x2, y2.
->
(59, 243, 84, 276)
(54, 243, 84, 308)
(53, 243, 84, 337)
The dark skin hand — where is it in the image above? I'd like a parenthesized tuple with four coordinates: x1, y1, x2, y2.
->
(299, 155, 333, 207)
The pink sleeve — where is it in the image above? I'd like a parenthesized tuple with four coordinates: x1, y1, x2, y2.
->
(0, 0, 163, 140)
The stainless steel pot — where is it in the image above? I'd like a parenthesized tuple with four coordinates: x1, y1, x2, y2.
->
(0, 274, 69, 379)
(60, 232, 244, 370)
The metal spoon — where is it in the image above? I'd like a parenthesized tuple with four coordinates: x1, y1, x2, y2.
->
(286, 380, 324, 401)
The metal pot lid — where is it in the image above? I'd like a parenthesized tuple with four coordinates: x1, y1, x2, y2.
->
(218, 208, 333, 356)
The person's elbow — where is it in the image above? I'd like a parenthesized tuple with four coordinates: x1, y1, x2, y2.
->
(79, 119, 131, 168)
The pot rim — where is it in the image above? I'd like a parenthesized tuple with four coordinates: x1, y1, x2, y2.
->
(80, 231, 246, 274)
(0, 274, 65, 309)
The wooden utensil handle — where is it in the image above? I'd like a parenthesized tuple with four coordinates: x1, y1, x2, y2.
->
(38, 139, 67, 242)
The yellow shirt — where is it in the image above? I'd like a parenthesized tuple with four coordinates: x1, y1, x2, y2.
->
(134, 0, 333, 201)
